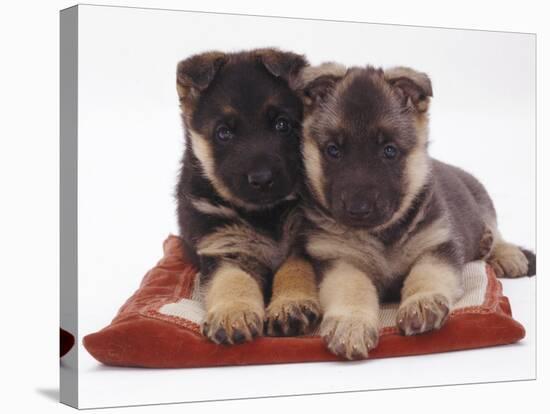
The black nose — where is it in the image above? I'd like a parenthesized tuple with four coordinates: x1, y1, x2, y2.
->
(247, 168, 274, 191)
(343, 198, 371, 218)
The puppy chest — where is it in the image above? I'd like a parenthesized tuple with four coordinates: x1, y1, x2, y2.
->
(306, 232, 414, 283)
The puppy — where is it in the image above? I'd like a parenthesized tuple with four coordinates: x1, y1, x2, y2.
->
(295, 64, 536, 359)
(175, 49, 321, 345)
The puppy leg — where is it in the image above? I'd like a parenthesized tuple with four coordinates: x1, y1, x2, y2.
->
(482, 222, 535, 277)
(487, 240, 532, 278)
(319, 260, 380, 360)
(265, 256, 321, 336)
(201, 262, 264, 345)
(397, 254, 462, 336)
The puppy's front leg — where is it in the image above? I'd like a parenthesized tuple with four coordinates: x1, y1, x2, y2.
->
(202, 261, 264, 345)
(265, 256, 321, 336)
(397, 254, 463, 336)
(319, 260, 380, 360)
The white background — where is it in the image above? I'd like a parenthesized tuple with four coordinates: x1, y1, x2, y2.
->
(0, 0, 546, 413)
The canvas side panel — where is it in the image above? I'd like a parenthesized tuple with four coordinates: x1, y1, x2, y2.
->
(60, 5, 78, 409)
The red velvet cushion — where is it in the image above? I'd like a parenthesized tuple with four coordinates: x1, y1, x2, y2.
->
(83, 235, 525, 368)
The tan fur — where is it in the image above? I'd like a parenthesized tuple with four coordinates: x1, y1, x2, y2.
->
(190, 198, 238, 219)
(221, 105, 237, 116)
(270, 257, 318, 301)
(265, 256, 321, 335)
(188, 129, 235, 202)
(414, 111, 430, 145)
(373, 141, 430, 232)
(304, 203, 458, 338)
(401, 254, 463, 301)
(306, 229, 387, 277)
(482, 221, 529, 277)
(397, 254, 462, 335)
(202, 262, 265, 343)
(488, 241, 529, 278)
(197, 224, 283, 271)
(302, 133, 329, 208)
(392, 218, 451, 274)
(305, 209, 452, 291)
(197, 207, 301, 273)
(319, 260, 380, 359)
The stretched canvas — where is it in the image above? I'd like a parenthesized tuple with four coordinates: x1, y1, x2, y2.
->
(60, 4, 536, 409)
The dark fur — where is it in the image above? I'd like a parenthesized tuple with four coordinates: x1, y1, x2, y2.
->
(521, 248, 537, 276)
(175, 48, 308, 299)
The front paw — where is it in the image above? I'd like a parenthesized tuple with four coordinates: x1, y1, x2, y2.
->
(265, 298, 321, 336)
(202, 301, 264, 345)
(320, 312, 379, 360)
(397, 293, 450, 336)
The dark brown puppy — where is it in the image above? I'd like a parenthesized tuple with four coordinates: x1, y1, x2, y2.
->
(176, 49, 320, 345)
(295, 63, 536, 359)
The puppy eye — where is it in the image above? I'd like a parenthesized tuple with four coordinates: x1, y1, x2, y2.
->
(216, 125, 234, 142)
(325, 143, 342, 160)
(274, 116, 291, 134)
(383, 144, 398, 159)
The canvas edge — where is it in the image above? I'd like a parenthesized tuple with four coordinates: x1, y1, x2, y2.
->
(60, 4, 79, 409)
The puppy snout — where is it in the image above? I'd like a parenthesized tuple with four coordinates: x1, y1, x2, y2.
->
(343, 197, 372, 219)
(247, 168, 274, 191)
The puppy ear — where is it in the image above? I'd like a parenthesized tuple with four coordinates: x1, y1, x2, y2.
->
(256, 49, 308, 85)
(176, 51, 227, 101)
(385, 66, 433, 113)
(302, 75, 341, 107)
(296, 63, 347, 108)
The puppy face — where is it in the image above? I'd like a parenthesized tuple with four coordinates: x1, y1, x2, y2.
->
(177, 49, 307, 209)
(300, 66, 433, 229)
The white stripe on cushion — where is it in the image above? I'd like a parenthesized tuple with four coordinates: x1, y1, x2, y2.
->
(159, 261, 489, 330)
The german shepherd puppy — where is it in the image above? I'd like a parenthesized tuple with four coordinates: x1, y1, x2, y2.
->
(294, 63, 536, 359)
(175, 49, 321, 345)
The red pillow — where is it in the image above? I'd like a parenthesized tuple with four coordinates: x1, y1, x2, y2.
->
(83, 235, 525, 368)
